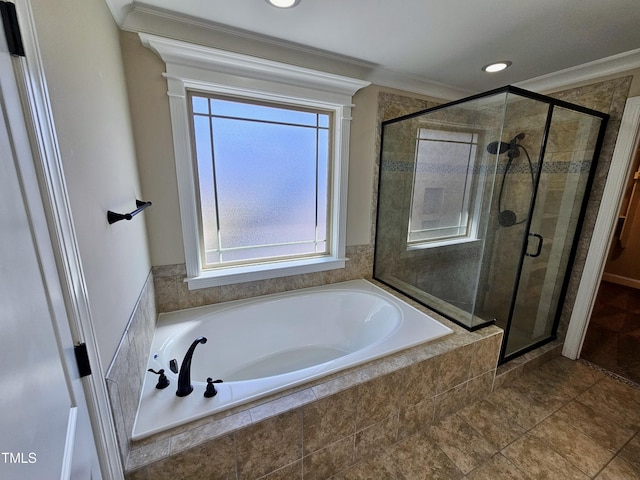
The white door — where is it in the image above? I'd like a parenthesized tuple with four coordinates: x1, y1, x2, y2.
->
(0, 20, 102, 480)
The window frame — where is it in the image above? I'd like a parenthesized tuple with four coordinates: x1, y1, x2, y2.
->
(188, 91, 334, 269)
(140, 33, 370, 288)
(406, 126, 486, 250)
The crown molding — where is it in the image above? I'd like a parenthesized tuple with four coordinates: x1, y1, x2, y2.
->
(120, 3, 469, 100)
(516, 48, 640, 93)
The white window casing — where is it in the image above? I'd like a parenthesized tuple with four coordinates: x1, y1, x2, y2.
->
(139, 33, 370, 288)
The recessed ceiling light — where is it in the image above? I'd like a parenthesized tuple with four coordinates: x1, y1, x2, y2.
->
(482, 61, 512, 73)
(266, 0, 301, 8)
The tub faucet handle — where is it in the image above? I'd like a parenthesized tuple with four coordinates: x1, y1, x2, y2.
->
(204, 377, 223, 398)
(147, 368, 170, 389)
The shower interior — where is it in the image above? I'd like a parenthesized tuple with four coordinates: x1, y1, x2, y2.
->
(373, 86, 608, 363)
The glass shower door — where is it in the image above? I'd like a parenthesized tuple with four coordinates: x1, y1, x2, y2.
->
(503, 107, 606, 358)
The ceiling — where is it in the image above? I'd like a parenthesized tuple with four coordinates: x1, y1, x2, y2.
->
(107, 0, 640, 97)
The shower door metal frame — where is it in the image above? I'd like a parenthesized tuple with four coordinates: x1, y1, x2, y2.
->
(498, 90, 609, 363)
(373, 85, 609, 363)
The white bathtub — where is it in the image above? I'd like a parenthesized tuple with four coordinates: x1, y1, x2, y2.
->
(132, 280, 452, 440)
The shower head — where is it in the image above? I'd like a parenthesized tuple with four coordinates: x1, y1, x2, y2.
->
(486, 132, 526, 156)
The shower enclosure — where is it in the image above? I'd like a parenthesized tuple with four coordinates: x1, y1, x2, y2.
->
(374, 86, 608, 362)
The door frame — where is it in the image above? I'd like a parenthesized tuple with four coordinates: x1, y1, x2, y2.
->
(12, 1, 123, 478)
(563, 96, 640, 359)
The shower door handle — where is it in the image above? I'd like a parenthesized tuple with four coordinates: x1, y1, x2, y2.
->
(525, 233, 544, 258)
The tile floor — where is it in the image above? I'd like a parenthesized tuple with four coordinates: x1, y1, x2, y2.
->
(329, 356, 640, 479)
(581, 281, 640, 385)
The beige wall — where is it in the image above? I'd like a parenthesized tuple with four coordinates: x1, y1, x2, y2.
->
(30, 0, 150, 370)
(120, 31, 441, 265)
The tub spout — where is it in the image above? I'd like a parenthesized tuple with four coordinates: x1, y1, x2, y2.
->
(176, 336, 207, 397)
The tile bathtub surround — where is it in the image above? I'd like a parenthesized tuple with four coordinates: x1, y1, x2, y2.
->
(124, 317, 503, 479)
(105, 270, 158, 467)
(153, 244, 374, 313)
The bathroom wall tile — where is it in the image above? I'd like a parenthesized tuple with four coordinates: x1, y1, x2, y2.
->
(399, 355, 440, 406)
(529, 415, 614, 477)
(397, 396, 435, 440)
(469, 333, 502, 378)
(425, 414, 498, 475)
(257, 460, 302, 480)
(437, 344, 473, 394)
(235, 410, 303, 480)
(502, 433, 590, 480)
(434, 383, 468, 421)
(153, 244, 375, 314)
(170, 410, 251, 454)
(303, 387, 358, 454)
(153, 274, 179, 313)
(126, 437, 171, 472)
(105, 379, 130, 465)
(355, 369, 403, 430)
(250, 388, 316, 424)
(106, 271, 158, 471)
(354, 415, 398, 461)
(144, 434, 235, 480)
(303, 436, 355, 480)
(465, 371, 495, 405)
(311, 371, 368, 400)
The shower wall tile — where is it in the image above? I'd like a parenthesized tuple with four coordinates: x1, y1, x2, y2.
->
(152, 244, 374, 313)
(547, 77, 632, 341)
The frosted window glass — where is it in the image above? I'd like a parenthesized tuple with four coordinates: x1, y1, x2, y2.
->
(211, 99, 320, 126)
(192, 96, 209, 114)
(190, 93, 331, 267)
(408, 128, 477, 243)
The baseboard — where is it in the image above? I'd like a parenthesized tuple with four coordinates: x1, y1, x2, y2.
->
(601, 272, 640, 289)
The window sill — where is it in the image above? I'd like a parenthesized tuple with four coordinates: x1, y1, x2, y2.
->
(402, 238, 483, 257)
(185, 256, 347, 289)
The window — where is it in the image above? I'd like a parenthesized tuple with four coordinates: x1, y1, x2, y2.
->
(140, 33, 370, 288)
(407, 128, 480, 246)
(189, 93, 332, 268)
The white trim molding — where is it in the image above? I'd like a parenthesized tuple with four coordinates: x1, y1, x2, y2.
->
(563, 96, 640, 359)
(517, 49, 640, 93)
(13, 1, 124, 478)
(140, 33, 370, 288)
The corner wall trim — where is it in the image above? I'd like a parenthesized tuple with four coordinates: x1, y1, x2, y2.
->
(563, 96, 640, 359)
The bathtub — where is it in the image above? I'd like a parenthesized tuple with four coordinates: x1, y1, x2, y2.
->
(132, 279, 452, 440)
